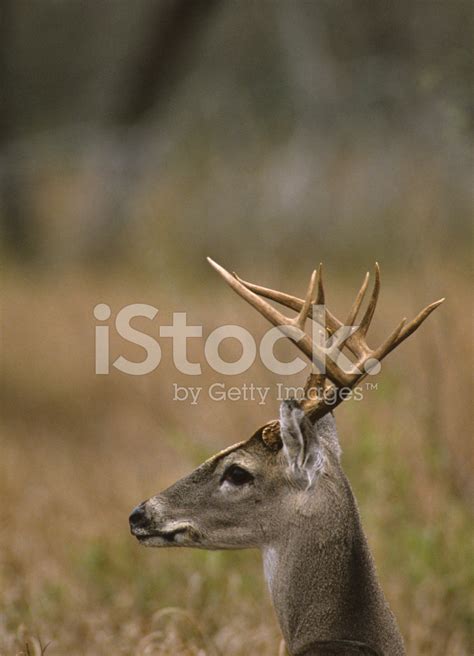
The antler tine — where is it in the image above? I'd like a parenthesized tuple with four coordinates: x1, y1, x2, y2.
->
(384, 297, 445, 356)
(295, 269, 318, 330)
(370, 317, 407, 365)
(315, 263, 325, 305)
(359, 262, 380, 336)
(345, 270, 370, 327)
(351, 297, 444, 382)
(232, 272, 302, 312)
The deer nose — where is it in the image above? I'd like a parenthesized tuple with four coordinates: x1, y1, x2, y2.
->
(129, 502, 148, 530)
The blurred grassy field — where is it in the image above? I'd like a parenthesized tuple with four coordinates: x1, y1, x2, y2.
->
(0, 260, 472, 656)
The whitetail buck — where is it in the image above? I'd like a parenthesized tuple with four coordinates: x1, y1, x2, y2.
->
(130, 259, 443, 656)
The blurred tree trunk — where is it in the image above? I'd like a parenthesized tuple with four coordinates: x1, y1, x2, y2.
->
(116, 0, 220, 126)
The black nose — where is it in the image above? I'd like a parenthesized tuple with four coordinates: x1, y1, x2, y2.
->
(129, 502, 148, 530)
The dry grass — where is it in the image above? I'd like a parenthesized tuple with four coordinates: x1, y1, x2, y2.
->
(0, 263, 472, 655)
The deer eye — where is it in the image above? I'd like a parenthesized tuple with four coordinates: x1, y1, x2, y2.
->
(222, 465, 254, 486)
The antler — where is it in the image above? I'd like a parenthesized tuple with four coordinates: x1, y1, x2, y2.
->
(207, 258, 444, 423)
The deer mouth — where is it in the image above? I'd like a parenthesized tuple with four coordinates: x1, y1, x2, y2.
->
(133, 524, 196, 546)
(145, 527, 186, 542)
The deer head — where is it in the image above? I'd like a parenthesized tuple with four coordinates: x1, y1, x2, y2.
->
(129, 260, 443, 655)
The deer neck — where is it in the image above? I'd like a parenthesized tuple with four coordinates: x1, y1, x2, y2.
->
(263, 475, 405, 656)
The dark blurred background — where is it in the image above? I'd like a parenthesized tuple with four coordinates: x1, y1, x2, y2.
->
(1, 3, 472, 655)
(1, 0, 472, 272)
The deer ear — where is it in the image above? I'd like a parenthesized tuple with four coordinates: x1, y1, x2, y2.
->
(279, 400, 325, 487)
(312, 412, 341, 461)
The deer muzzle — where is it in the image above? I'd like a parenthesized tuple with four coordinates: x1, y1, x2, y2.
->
(129, 499, 200, 547)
